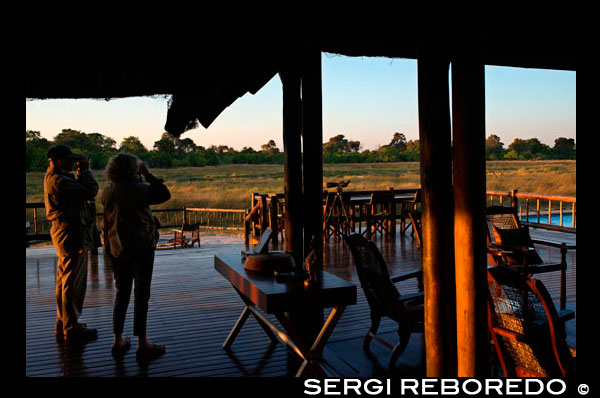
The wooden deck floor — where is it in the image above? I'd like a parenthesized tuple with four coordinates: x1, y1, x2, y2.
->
(25, 227, 575, 377)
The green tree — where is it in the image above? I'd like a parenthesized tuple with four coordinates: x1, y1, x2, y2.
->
(53, 129, 92, 151)
(323, 134, 361, 154)
(485, 134, 505, 160)
(153, 133, 176, 155)
(507, 138, 550, 159)
(260, 140, 280, 155)
(406, 139, 420, 154)
(87, 132, 116, 152)
(348, 140, 361, 153)
(388, 132, 407, 151)
(176, 137, 197, 155)
(26, 130, 51, 171)
(120, 136, 148, 154)
(552, 137, 576, 159)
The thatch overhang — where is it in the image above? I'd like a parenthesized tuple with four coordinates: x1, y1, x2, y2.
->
(26, 8, 575, 137)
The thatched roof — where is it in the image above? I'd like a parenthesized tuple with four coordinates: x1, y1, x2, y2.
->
(26, 8, 575, 137)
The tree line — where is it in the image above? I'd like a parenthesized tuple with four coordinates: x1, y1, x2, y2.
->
(25, 129, 575, 172)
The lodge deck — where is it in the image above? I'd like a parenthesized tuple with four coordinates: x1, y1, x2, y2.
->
(25, 228, 575, 377)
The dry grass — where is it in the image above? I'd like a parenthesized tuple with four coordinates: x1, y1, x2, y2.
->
(26, 160, 575, 210)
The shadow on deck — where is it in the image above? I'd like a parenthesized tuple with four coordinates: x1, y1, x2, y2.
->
(25, 228, 575, 377)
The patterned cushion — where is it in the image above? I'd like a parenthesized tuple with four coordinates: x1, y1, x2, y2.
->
(492, 226, 544, 265)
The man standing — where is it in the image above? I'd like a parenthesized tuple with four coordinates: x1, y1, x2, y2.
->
(44, 145, 99, 342)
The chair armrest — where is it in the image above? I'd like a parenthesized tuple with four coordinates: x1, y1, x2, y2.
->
(491, 326, 527, 343)
(398, 291, 424, 304)
(530, 238, 576, 251)
(391, 269, 423, 292)
(558, 309, 575, 323)
(390, 269, 423, 283)
(490, 244, 533, 255)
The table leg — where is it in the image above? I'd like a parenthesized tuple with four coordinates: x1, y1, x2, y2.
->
(277, 306, 346, 377)
(223, 306, 251, 349)
(223, 288, 347, 377)
(224, 287, 279, 348)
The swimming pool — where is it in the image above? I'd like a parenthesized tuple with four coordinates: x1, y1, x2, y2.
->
(520, 213, 576, 228)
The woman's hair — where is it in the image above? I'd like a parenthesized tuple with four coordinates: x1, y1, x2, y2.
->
(105, 152, 141, 182)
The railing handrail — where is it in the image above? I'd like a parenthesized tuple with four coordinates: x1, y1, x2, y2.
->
(26, 187, 577, 243)
(486, 190, 576, 203)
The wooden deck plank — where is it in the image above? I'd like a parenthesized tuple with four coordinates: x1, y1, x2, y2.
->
(26, 228, 575, 377)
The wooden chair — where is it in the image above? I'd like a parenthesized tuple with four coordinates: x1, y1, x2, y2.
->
(408, 210, 422, 249)
(343, 233, 424, 369)
(485, 205, 573, 310)
(172, 222, 201, 248)
(364, 192, 395, 238)
(487, 266, 575, 377)
(401, 190, 421, 234)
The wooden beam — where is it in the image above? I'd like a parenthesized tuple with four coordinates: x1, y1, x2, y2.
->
(301, 48, 324, 265)
(299, 47, 325, 344)
(279, 67, 304, 270)
(452, 44, 490, 377)
(417, 45, 457, 377)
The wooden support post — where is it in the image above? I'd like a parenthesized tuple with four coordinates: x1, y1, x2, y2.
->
(301, 48, 324, 265)
(260, 195, 268, 235)
(300, 47, 325, 345)
(279, 66, 304, 270)
(417, 44, 457, 377)
(244, 209, 250, 248)
(269, 195, 279, 245)
(452, 54, 489, 377)
(511, 189, 519, 211)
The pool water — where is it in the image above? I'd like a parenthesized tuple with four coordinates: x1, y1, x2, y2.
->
(520, 213, 576, 228)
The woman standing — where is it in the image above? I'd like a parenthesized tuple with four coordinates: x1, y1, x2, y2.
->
(102, 153, 171, 360)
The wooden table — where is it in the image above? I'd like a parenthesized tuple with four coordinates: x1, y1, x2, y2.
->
(214, 253, 357, 376)
(351, 194, 416, 236)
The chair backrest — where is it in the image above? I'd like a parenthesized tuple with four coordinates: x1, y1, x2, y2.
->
(486, 206, 520, 246)
(487, 266, 573, 377)
(182, 222, 201, 232)
(411, 189, 421, 206)
(369, 192, 394, 215)
(343, 233, 401, 315)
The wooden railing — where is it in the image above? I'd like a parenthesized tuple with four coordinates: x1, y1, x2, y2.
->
(25, 188, 577, 245)
(244, 189, 420, 245)
(25, 203, 246, 245)
(487, 189, 576, 233)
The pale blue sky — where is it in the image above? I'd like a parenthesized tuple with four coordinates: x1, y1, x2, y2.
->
(26, 54, 575, 151)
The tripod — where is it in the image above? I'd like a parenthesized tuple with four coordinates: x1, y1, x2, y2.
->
(324, 181, 352, 240)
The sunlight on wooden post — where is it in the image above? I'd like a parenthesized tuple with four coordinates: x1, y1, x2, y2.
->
(417, 42, 457, 377)
(452, 54, 489, 377)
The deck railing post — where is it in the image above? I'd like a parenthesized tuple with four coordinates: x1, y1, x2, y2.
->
(510, 189, 518, 211)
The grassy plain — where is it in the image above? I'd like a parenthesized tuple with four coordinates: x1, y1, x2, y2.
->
(26, 160, 575, 210)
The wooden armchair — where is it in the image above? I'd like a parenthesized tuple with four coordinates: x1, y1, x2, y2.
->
(172, 222, 201, 248)
(401, 189, 421, 234)
(343, 233, 424, 369)
(485, 206, 573, 310)
(487, 266, 575, 377)
(364, 192, 395, 238)
(408, 210, 422, 249)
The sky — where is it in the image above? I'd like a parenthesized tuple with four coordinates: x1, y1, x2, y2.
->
(25, 54, 576, 152)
